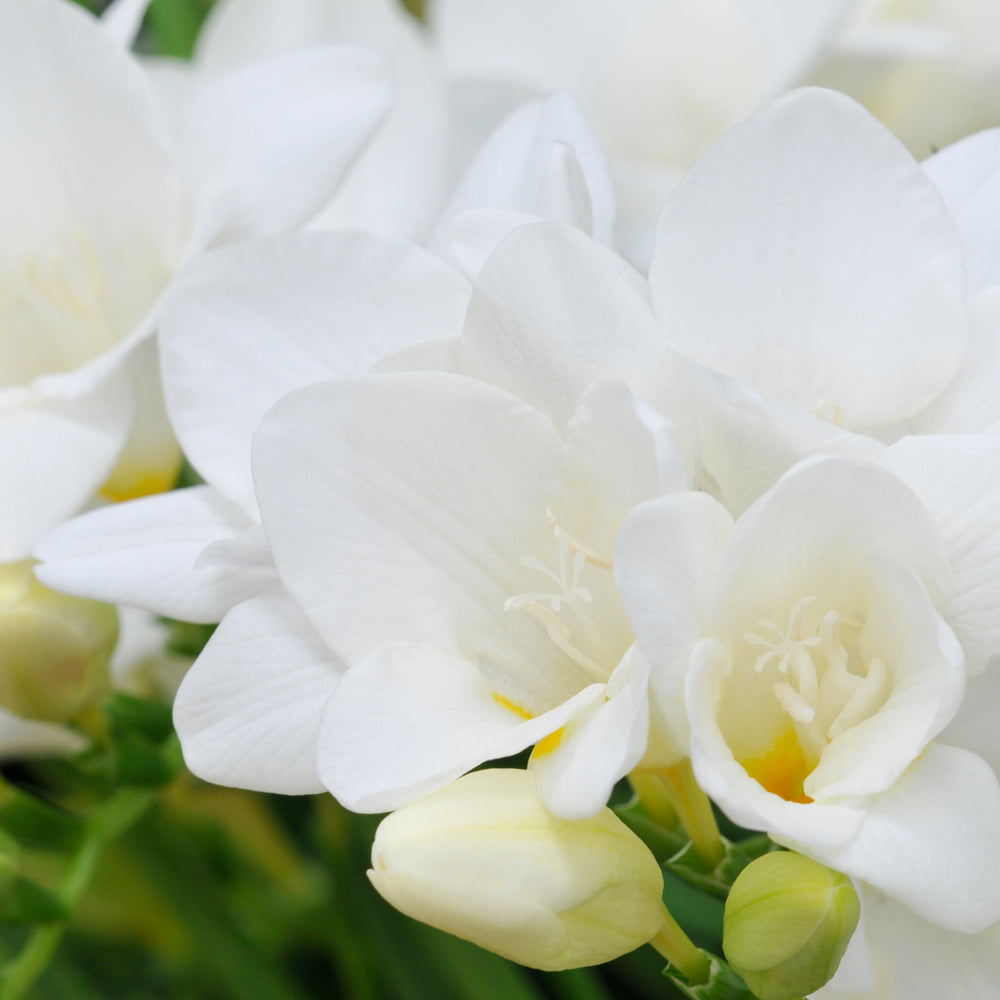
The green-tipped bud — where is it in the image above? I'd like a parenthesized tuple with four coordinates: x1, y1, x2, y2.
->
(368, 768, 666, 971)
(723, 851, 860, 1000)
(0, 561, 116, 723)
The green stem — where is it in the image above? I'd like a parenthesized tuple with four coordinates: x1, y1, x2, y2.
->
(648, 903, 711, 985)
(628, 771, 679, 830)
(658, 759, 726, 869)
(0, 787, 157, 1000)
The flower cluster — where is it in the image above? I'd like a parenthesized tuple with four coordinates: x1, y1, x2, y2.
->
(9, 0, 1000, 997)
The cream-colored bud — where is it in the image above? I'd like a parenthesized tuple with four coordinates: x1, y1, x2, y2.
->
(368, 768, 666, 971)
(724, 851, 860, 1000)
(0, 561, 116, 722)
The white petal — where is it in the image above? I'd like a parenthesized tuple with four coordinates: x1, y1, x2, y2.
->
(160, 231, 469, 511)
(0, 709, 87, 760)
(34, 486, 272, 622)
(803, 744, 1000, 933)
(254, 372, 601, 711)
(913, 288, 1000, 436)
(651, 88, 968, 427)
(923, 128, 1000, 294)
(530, 644, 650, 819)
(888, 435, 1000, 674)
(180, 47, 392, 242)
(459, 221, 661, 430)
(98, 336, 181, 503)
(100, 0, 151, 47)
(173, 589, 341, 793)
(709, 457, 950, 633)
(0, 377, 134, 559)
(431, 92, 615, 260)
(817, 886, 1000, 1000)
(318, 640, 604, 812)
(616, 492, 733, 763)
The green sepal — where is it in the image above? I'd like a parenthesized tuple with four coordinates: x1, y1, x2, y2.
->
(667, 835, 780, 900)
(664, 953, 764, 1000)
(0, 877, 71, 925)
(0, 792, 84, 852)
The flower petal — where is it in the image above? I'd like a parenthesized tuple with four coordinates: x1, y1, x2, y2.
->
(318, 640, 604, 812)
(459, 221, 661, 430)
(888, 434, 1000, 674)
(802, 744, 1000, 933)
(651, 88, 968, 427)
(173, 589, 341, 794)
(160, 231, 469, 511)
(529, 644, 650, 819)
(923, 127, 1000, 293)
(615, 491, 734, 763)
(34, 486, 272, 622)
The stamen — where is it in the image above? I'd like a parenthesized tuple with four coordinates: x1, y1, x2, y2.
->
(773, 682, 815, 723)
(827, 658, 889, 740)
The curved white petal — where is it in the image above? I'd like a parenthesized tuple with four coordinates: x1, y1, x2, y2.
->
(179, 46, 393, 243)
(802, 744, 1000, 934)
(530, 644, 650, 819)
(459, 221, 661, 430)
(651, 88, 968, 427)
(818, 885, 1000, 1000)
(318, 640, 604, 812)
(101, 0, 151, 47)
(0, 376, 134, 559)
(888, 434, 1000, 675)
(431, 92, 615, 261)
(161, 231, 469, 511)
(174, 588, 341, 794)
(196, 0, 451, 242)
(34, 486, 272, 622)
(615, 491, 734, 763)
(923, 128, 1000, 293)
(0, 709, 88, 760)
(913, 288, 1000, 436)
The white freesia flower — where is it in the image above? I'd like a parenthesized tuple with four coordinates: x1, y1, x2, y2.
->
(616, 456, 1000, 937)
(646, 87, 1000, 518)
(0, 0, 391, 560)
(35, 230, 471, 793)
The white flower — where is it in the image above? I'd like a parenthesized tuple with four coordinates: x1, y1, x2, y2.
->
(368, 767, 666, 971)
(645, 87, 1000, 519)
(0, 0, 391, 559)
(617, 456, 1000, 935)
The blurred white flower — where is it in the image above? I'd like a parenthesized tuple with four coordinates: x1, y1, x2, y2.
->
(0, 0, 391, 559)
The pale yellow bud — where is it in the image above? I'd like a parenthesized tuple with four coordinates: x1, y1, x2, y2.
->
(0, 561, 116, 722)
(368, 768, 666, 971)
(724, 851, 860, 1000)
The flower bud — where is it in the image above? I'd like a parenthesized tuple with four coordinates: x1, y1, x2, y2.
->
(723, 851, 860, 1000)
(0, 561, 116, 723)
(368, 768, 666, 971)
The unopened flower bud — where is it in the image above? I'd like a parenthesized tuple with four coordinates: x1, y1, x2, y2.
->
(724, 851, 860, 1000)
(368, 768, 666, 971)
(0, 561, 116, 723)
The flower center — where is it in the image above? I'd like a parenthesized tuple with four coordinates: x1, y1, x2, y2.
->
(505, 513, 617, 683)
(733, 594, 890, 801)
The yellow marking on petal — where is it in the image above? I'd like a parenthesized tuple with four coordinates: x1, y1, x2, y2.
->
(492, 693, 533, 720)
(531, 727, 564, 760)
(740, 728, 813, 804)
(100, 450, 183, 503)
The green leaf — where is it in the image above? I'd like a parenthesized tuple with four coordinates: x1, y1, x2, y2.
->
(0, 878, 70, 925)
(160, 618, 217, 659)
(0, 794, 83, 853)
(105, 693, 174, 745)
(614, 797, 688, 862)
(144, 0, 212, 59)
(109, 732, 182, 789)
(664, 954, 761, 1000)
